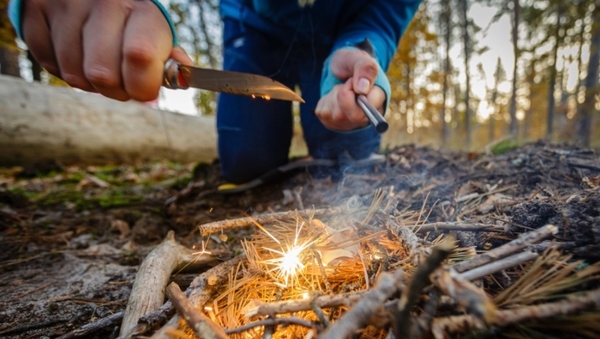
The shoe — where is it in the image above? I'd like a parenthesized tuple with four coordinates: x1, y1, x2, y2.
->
(217, 156, 336, 194)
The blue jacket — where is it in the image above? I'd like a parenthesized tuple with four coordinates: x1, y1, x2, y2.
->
(220, 0, 422, 72)
(219, 0, 421, 111)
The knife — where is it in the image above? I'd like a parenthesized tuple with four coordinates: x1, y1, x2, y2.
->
(162, 59, 388, 133)
(162, 59, 304, 103)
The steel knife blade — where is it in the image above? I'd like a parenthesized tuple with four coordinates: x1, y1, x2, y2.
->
(163, 59, 304, 103)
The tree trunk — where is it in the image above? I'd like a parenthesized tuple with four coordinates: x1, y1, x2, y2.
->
(0, 46, 20, 77)
(509, 0, 519, 137)
(576, 2, 600, 147)
(440, 0, 451, 147)
(460, 0, 471, 150)
(27, 49, 42, 82)
(0, 75, 217, 166)
(547, 8, 562, 141)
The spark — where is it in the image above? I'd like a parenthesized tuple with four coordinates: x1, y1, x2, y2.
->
(260, 221, 313, 287)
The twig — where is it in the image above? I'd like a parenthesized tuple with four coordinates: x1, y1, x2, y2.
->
(393, 237, 455, 339)
(388, 219, 423, 265)
(226, 317, 317, 335)
(431, 287, 600, 339)
(166, 282, 228, 339)
(245, 290, 368, 317)
(453, 225, 557, 273)
(56, 312, 124, 339)
(122, 256, 244, 338)
(412, 222, 504, 233)
(431, 268, 497, 323)
(198, 208, 345, 236)
(460, 251, 538, 281)
(119, 231, 220, 337)
(147, 255, 245, 339)
(317, 268, 405, 339)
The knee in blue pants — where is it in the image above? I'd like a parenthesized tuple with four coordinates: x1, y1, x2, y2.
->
(217, 19, 381, 184)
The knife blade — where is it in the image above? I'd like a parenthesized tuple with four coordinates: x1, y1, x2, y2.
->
(162, 59, 304, 103)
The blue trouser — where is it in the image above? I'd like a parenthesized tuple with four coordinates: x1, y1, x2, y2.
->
(217, 19, 381, 184)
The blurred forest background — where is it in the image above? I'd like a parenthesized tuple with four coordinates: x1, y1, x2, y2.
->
(0, 0, 598, 152)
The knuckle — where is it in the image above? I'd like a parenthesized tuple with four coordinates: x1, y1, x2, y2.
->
(85, 66, 121, 88)
(123, 42, 156, 66)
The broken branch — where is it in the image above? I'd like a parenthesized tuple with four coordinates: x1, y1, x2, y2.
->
(453, 225, 557, 273)
(120, 231, 220, 337)
(431, 287, 600, 339)
(166, 282, 228, 339)
(317, 269, 405, 339)
(198, 208, 345, 236)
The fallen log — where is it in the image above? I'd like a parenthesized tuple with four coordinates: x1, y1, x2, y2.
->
(0, 75, 217, 166)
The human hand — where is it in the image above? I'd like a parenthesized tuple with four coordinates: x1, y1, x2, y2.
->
(22, 0, 193, 102)
(314, 48, 386, 131)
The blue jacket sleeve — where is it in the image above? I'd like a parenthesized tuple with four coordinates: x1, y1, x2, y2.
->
(320, 0, 422, 113)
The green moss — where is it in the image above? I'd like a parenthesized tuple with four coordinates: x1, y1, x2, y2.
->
(490, 138, 521, 155)
(33, 187, 143, 210)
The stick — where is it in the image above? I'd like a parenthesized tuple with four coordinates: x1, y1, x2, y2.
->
(119, 231, 220, 337)
(198, 208, 345, 236)
(317, 269, 405, 339)
(431, 268, 497, 323)
(431, 287, 600, 339)
(460, 251, 538, 281)
(388, 219, 423, 265)
(166, 282, 228, 339)
(147, 255, 245, 339)
(394, 237, 455, 339)
(412, 222, 504, 233)
(121, 255, 244, 339)
(453, 225, 557, 273)
(245, 291, 368, 318)
(57, 312, 124, 339)
(226, 317, 316, 335)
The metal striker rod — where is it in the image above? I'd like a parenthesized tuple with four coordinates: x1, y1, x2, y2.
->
(356, 94, 389, 133)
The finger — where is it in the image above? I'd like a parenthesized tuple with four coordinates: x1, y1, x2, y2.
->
(337, 80, 368, 125)
(121, 1, 173, 102)
(22, 0, 60, 77)
(330, 49, 378, 95)
(170, 46, 194, 66)
(366, 86, 386, 113)
(49, 1, 94, 91)
(83, 1, 130, 101)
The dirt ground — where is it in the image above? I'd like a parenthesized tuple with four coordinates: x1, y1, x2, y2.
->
(0, 141, 599, 339)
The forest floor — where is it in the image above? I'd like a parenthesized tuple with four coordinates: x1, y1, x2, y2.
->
(0, 141, 599, 339)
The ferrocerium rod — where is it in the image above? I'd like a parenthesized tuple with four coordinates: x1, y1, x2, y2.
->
(356, 94, 389, 133)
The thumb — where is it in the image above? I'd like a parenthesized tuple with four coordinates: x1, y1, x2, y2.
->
(351, 57, 379, 95)
(170, 46, 194, 66)
(330, 48, 379, 95)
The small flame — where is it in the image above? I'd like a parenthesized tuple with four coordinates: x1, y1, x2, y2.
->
(263, 95, 271, 100)
(251, 94, 256, 99)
